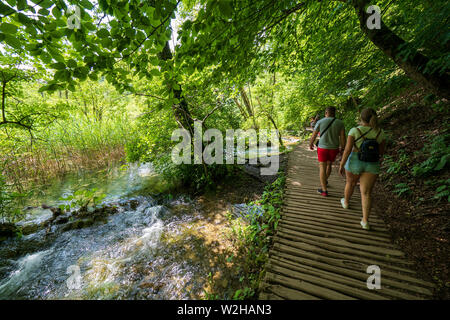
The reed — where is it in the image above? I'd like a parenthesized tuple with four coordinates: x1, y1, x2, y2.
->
(0, 115, 132, 192)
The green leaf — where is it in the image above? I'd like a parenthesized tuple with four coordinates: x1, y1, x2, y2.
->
(52, 6, 62, 19)
(218, 0, 233, 18)
(50, 62, 66, 70)
(25, 25, 37, 36)
(80, 0, 94, 10)
(38, 84, 51, 92)
(40, 52, 52, 64)
(4, 34, 21, 49)
(67, 59, 77, 68)
(16, 0, 26, 11)
(0, 23, 18, 34)
(54, 70, 66, 81)
(37, 0, 52, 9)
(97, 28, 110, 38)
(434, 154, 449, 171)
(88, 73, 98, 81)
(150, 69, 160, 77)
(6, 0, 16, 7)
(83, 22, 97, 31)
(38, 8, 49, 16)
(68, 83, 76, 92)
(125, 28, 135, 38)
(100, 37, 112, 48)
(0, 3, 14, 15)
(47, 47, 65, 62)
(17, 12, 32, 26)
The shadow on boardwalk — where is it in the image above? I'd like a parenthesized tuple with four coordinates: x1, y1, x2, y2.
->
(259, 143, 435, 300)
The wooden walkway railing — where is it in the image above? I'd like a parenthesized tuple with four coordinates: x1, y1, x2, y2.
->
(259, 143, 435, 300)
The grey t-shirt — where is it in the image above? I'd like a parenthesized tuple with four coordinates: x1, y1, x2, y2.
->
(314, 117, 345, 149)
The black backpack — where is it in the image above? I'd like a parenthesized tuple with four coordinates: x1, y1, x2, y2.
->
(355, 127, 381, 162)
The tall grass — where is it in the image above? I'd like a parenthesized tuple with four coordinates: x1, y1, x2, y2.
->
(1, 114, 133, 192)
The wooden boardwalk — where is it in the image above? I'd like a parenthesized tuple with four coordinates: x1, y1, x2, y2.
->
(259, 143, 435, 300)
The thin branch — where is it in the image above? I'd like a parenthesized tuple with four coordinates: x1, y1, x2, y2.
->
(0, 120, 32, 130)
(134, 92, 165, 100)
(202, 103, 222, 123)
(119, 0, 181, 62)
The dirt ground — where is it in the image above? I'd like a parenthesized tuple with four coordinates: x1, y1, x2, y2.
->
(372, 88, 449, 299)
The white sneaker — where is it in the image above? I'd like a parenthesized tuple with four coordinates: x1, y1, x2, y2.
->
(340, 198, 348, 209)
(360, 220, 370, 230)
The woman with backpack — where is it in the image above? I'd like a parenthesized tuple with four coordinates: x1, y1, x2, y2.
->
(339, 108, 386, 230)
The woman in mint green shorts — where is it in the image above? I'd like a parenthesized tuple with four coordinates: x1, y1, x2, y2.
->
(339, 108, 386, 230)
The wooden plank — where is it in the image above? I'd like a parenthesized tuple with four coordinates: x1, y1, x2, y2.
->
(279, 219, 393, 245)
(271, 251, 433, 299)
(258, 291, 284, 300)
(270, 255, 430, 300)
(274, 233, 414, 269)
(282, 208, 387, 230)
(258, 143, 435, 300)
(278, 225, 403, 252)
(281, 214, 392, 240)
(266, 284, 320, 300)
(264, 271, 356, 300)
(273, 242, 434, 290)
(267, 261, 389, 300)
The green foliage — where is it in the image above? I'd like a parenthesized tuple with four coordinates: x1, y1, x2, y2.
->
(229, 173, 285, 300)
(433, 184, 450, 202)
(0, 67, 136, 190)
(59, 188, 106, 212)
(0, 174, 24, 222)
(412, 133, 450, 177)
(393, 183, 412, 197)
(204, 173, 286, 300)
(426, 179, 450, 202)
(384, 151, 411, 176)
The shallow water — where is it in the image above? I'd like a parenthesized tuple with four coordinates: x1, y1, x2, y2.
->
(0, 163, 212, 300)
(21, 162, 169, 209)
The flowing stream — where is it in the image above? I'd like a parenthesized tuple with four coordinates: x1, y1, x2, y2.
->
(0, 140, 297, 300)
(0, 163, 213, 299)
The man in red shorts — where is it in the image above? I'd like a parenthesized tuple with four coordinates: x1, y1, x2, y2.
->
(309, 107, 346, 196)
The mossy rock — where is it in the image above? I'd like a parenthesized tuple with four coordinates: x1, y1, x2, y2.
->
(61, 218, 95, 232)
(0, 223, 18, 241)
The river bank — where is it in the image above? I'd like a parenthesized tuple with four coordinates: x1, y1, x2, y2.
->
(0, 141, 293, 299)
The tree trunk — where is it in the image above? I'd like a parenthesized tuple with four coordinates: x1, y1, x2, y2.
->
(267, 114, 284, 147)
(159, 41, 195, 136)
(233, 97, 248, 119)
(1, 81, 6, 123)
(240, 88, 258, 129)
(349, 0, 450, 99)
(256, 97, 284, 147)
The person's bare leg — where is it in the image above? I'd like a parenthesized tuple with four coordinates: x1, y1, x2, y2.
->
(359, 172, 378, 223)
(326, 161, 332, 181)
(319, 162, 327, 191)
(344, 170, 359, 206)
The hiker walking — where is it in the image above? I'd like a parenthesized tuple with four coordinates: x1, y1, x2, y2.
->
(339, 108, 386, 230)
(309, 107, 346, 197)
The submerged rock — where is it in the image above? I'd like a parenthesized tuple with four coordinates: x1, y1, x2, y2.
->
(61, 218, 96, 232)
(15, 209, 54, 236)
(117, 198, 143, 211)
(53, 212, 71, 225)
(232, 204, 264, 222)
(2, 203, 122, 241)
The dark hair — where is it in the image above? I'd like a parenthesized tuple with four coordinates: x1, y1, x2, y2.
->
(325, 107, 336, 117)
(360, 108, 378, 129)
